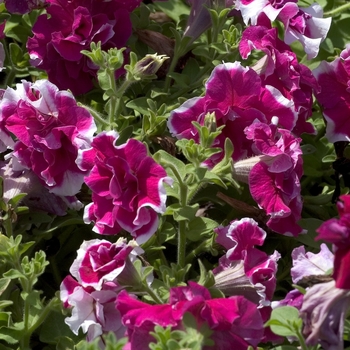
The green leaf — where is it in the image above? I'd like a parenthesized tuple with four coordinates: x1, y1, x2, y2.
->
(265, 306, 301, 337)
(187, 217, 218, 242)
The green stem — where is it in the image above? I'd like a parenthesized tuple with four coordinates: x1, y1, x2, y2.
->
(296, 329, 310, 350)
(27, 297, 59, 334)
(184, 239, 210, 265)
(164, 53, 180, 92)
(324, 3, 350, 17)
(143, 283, 163, 304)
(177, 220, 187, 268)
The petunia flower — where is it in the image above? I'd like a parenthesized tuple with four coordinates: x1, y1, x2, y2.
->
(316, 194, 350, 289)
(77, 131, 172, 243)
(239, 24, 319, 135)
(300, 280, 350, 350)
(2, 0, 47, 14)
(214, 218, 280, 305)
(116, 282, 264, 350)
(291, 243, 334, 284)
(235, 0, 331, 59)
(313, 44, 350, 143)
(69, 238, 142, 290)
(168, 61, 297, 162)
(0, 79, 96, 196)
(60, 277, 126, 343)
(27, 0, 141, 95)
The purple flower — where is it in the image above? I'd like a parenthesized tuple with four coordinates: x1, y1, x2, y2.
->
(300, 280, 350, 350)
(27, 0, 141, 95)
(214, 218, 280, 304)
(291, 243, 334, 284)
(0, 80, 96, 196)
(77, 131, 172, 243)
(3, 0, 47, 14)
(313, 44, 350, 143)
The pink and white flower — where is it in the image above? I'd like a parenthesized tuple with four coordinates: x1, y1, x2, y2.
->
(239, 24, 319, 135)
(69, 238, 141, 290)
(168, 62, 297, 162)
(78, 131, 172, 243)
(245, 120, 303, 236)
(313, 44, 350, 143)
(0, 79, 96, 196)
(61, 277, 125, 342)
(214, 218, 280, 305)
(235, 0, 331, 59)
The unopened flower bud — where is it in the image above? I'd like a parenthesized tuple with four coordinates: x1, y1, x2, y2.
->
(204, 112, 217, 133)
(232, 156, 263, 183)
(134, 53, 169, 79)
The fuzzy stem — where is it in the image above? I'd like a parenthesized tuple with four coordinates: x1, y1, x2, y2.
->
(324, 3, 350, 17)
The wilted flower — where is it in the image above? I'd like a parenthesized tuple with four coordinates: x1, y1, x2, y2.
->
(300, 280, 350, 350)
(77, 131, 172, 243)
(27, 0, 141, 95)
(0, 79, 96, 196)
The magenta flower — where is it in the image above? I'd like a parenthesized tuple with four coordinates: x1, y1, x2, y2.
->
(60, 277, 125, 342)
(317, 195, 350, 289)
(77, 131, 172, 243)
(0, 80, 96, 196)
(244, 120, 303, 236)
(27, 0, 141, 95)
(239, 24, 319, 135)
(116, 282, 264, 350)
(313, 45, 350, 143)
(69, 238, 140, 290)
(168, 62, 297, 162)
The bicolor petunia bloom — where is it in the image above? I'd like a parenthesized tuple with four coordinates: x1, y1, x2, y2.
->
(214, 218, 280, 305)
(0, 79, 96, 196)
(235, 0, 331, 59)
(244, 120, 303, 236)
(116, 282, 264, 350)
(77, 131, 172, 243)
(313, 44, 350, 143)
(239, 24, 319, 135)
(27, 0, 141, 95)
(60, 276, 126, 343)
(68, 238, 142, 290)
(168, 61, 297, 162)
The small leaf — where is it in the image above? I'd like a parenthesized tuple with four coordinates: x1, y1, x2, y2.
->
(265, 306, 301, 337)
